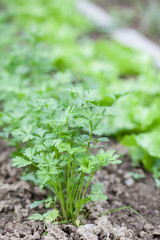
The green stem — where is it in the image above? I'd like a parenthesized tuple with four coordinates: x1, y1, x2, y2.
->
(89, 142, 97, 154)
(31, 161, 39, 169)
(93, 118, 102, 132)
(82, 171, 96, 199)
(100, 206, 149, 224)
(84, 202, 94, 219)
(75, 172, 95, 217)
(51, 178, 68, 221)
(72, 173, 82, 200)
(76, 173, 85, 201)
(45, 104, 52, 119)
(68, 157, 76, 215)
(86, 121, 93, 153)
(66, 158, 71, 210)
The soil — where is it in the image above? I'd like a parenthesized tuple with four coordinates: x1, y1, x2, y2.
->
(0, 139, 160, 240)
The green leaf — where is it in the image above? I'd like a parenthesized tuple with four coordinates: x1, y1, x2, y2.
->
(36, 169, 51, 184)
(91, 149, 120, 167)
(12, 124, 34, 142)
(89, 192, 108, 202)
(28, 213, 43, 221)
(79, 156, 95, 174)
(36, 128, 48, 138)
(42, 209, 59, 223)
(30, 200, 45, 209)
(68, 147, 85, 155)
(129, 171, 145, 180)
(135, 129, 160, 159)
(12, 156, 31, 168)
(44, 138, 62, 148)
(122, 134, 145, 166)
(58, 143, 71, 153)
(91, 182, 104, 192)
(45, 196, 54, 208)
(96, 137, 109, 142)
(89, 183, 108, 202)
(23, 147, 35, 160)
(68, 88, 99, 102)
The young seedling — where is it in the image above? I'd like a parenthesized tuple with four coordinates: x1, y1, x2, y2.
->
(129, 171, 145, 180)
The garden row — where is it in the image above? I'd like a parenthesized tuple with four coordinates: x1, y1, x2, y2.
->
(0, 0, 160, 223)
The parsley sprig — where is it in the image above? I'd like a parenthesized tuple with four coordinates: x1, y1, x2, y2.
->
(5, 88, 120, 223)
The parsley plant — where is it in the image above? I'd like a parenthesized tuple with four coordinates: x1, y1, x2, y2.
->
(4, 88, 120, 224)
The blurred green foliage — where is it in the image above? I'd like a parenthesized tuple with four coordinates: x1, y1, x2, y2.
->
(0, 0, 160, 180)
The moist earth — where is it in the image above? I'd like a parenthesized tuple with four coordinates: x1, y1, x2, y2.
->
(0, 139, 160, 240)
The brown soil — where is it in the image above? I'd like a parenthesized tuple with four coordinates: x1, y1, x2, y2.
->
(0, 139, 160, 240)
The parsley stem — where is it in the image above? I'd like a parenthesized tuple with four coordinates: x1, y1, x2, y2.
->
(51, 179, 67, 221)
(86, 121, 93, 153)
(66, 157, 71, 210)
(82, 171, 95, 199)
(76, 173, 85, 201)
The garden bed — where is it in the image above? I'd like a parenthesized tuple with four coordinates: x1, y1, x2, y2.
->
(0, 140, 160, 240)
(1, 1, 160, 239)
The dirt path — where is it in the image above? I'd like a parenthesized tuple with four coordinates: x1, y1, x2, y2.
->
(0, 140, 160, 239)
(93, 0, 160, 45)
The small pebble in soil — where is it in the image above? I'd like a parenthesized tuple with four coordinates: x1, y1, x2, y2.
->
(143, 223, 154, 232)
(153, 225, 160, 236)
(139, 231, 147, 238)
(77, 225, 98, 240)
(45, 224, 68, 240)
(33, 232, 40, 239)
(154, 209, 159, 214)
(82, 224, 96, 232)
(0, 201, 5, 212)
(124, 177, 134, 186)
